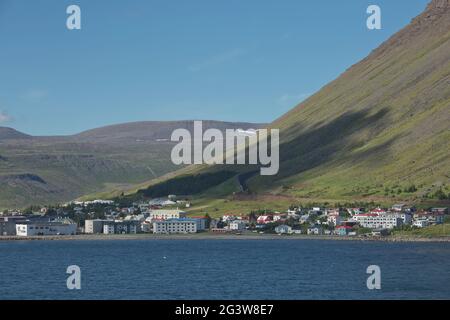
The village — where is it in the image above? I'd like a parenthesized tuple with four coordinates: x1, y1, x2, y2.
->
(0, 196, 448, 238)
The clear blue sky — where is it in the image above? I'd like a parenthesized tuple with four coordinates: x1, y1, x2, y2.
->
(0, 0, 429, 135)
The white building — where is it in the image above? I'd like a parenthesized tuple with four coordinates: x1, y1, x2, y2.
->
(102, 220, 140, 234)
(153, 219, 198, 234)
(354, 214, 402, 229)
(149, 209, 186, 221)
(229, 220, 246, 231)
(307, 225, 324, 235)
(275, 225, 292, 234)
(413, 220, 429, 228)
(16, 222, 77, 236)
(327, 214, 341, 226)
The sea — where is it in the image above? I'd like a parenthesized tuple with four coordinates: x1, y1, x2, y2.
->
(0, 239, 449, 300)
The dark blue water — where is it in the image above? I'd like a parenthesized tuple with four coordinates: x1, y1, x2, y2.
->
(0, 239, 449, 300)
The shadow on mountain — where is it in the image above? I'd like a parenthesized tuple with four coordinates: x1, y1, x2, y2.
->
(268, 107, 392, 181)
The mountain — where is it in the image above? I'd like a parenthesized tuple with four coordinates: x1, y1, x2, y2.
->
(0, 121, 265, 209)
(112, 0, 450, 214)
(73, 120, 261, 143)
(0, 127, 31, 140)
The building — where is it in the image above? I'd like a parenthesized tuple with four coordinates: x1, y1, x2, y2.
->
(256, 215, 272, 224)
(229, 220, 246, 231)
(413, 220, 429, 228)
(335, 225, 352, 236)
(153, 219, 198, 234)
(0, 216, 27, 235)
(327, 214, 341, 226)
(431, 208, 448, 215)
(370, 208, 387, 215)
(391, 212, 413, 225)
(354, 214, 402, 229)
(103, 220, 140, 234)
(307, 225, 324, 235)
(15, 222, 77, 236)
(392, 204, 407, 212)
(84, 219, 106, 234)
(275, 225, 292, 234)
(414, 212, 445, 225)
(149, 209, 186, 221)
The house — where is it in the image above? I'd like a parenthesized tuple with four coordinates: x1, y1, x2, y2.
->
(274, 225, 292, 234)
(299, 215, 310, 224)
(273, 214, 287, 222)
(335, 225, 352, 236)
(256, 215, 273, 224)
(222, 215, 236, 222)
(370, 208, 387, 215)
(413, 220, 429, 228)
(431, 208, 448, 215)
(414, 212, 445, 225)
(153, 218, 198, 234)
(287, 208, 300, 217)
(347, 208, 364, 215)
(307, 225, 323, 235)
(327, 214, 341, 226)
(229, 220, 246, 231)
(392, 204, 407, 212)
(326, 209, 340, 216)
(149, 209, 186, 221)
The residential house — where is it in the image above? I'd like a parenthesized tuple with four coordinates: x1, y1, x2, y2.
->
(275, 225, 292, 234)
(257, 215, 273, 224)
(307, 225, 324, 235)
(413, 220, 429, 228)
(149, 209, 186, 221)
(335, 225, 352, 236)
(392, 204, 407, 212)
(229, 220, 247, 231)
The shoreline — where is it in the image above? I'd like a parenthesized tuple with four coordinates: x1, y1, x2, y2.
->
(1, 233, 449, 243)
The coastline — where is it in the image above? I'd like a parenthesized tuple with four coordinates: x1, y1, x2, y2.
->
(1, 233, 449, 243)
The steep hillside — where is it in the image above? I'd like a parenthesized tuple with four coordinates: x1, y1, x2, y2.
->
(256, 0, 450, 200)
(114, 0, 450, 212)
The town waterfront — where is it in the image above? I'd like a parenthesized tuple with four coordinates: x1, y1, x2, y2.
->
(0, 239, 449, 300)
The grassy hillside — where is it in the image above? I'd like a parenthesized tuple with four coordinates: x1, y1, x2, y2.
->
(100, 0, 450, 215)
(251, 0, 450, 201)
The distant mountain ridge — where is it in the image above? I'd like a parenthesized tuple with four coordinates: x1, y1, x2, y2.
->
(0, 127, 31, 140)
(0, 120, 265, 209)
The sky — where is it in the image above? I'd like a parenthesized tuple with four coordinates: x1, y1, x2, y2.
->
(0, 0, 429, 135)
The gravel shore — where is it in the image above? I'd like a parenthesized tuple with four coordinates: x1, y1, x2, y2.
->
(1, 233, 449, 242)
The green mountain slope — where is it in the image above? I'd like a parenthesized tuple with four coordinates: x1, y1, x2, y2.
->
(111, 0, 450, 212)
(256, 0, 450, 200)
